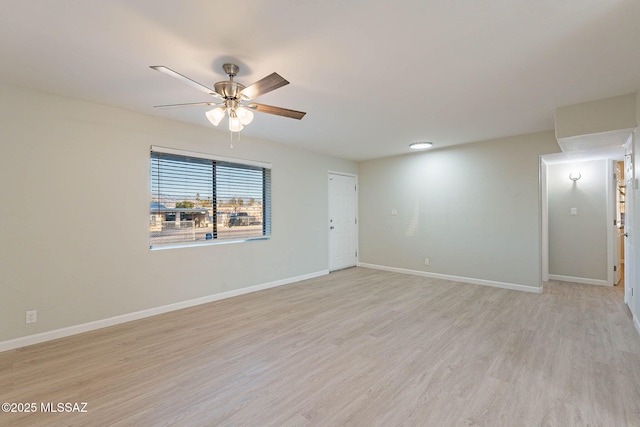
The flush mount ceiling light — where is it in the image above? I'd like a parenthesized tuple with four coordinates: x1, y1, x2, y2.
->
(409, 142, 434, 150)
(151, 63, 306, 132)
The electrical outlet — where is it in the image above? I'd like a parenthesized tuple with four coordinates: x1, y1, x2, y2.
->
(26, 310, 37, 324)
(424, 258, 430, 266)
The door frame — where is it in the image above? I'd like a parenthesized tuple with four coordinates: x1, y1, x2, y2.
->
(328, 171, 359, 271)
(607, 159, 617, 286)
(624, 135, 634, 306)
(540, 156, 549, 284)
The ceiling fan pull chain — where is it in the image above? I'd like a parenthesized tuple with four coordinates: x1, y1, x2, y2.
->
(229, 130, 241, 149)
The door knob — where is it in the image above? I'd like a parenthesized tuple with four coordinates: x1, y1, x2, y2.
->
(619, 232, 629, 237)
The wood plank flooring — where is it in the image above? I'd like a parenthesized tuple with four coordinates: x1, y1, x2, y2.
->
(1, 267, 639, 426)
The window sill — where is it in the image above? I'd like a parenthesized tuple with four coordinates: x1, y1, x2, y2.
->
(150, 236, 270, 251)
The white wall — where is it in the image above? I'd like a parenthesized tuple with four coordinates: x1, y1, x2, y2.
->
(547, 160, 609, 283)
(358, 131, 560, 290)
(0, 84, 357, 343)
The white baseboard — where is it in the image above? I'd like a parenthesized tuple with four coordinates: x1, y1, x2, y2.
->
(547, 274, 611, 287)
(358, 263, 542, 294)
(0, 270, 328, 353)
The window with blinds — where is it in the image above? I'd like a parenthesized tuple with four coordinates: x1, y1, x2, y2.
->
(150, 147, 271, 249)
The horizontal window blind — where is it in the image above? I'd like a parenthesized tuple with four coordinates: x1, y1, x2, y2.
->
(150, 148, 270, 248)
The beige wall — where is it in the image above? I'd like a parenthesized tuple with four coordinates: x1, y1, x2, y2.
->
(0, 84, 357, 342)
(555, 93, 637, 139)
(358, 131, 560, 289)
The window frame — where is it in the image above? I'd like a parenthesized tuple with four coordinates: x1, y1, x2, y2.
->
(149, 145, 271, 250)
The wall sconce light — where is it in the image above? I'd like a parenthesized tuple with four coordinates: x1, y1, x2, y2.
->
(569, 171, 582, 181)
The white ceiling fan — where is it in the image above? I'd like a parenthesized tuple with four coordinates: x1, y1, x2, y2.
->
(150, 63, 306, 132)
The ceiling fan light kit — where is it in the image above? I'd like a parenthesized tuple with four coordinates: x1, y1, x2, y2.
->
(228, 109, 243, 132)
(151, 63, 306, 133)
(236, 107, 254, 125)
(205, 107, 225, 126)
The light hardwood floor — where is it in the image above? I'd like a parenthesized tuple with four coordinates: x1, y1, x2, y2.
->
(1, 267, 640, 426)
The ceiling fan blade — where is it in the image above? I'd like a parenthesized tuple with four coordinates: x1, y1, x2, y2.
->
(153, 101, 220, 109)
(240, 72, 289, 100)
(249, 103, 306, 120)
(150, 66, 222, 98)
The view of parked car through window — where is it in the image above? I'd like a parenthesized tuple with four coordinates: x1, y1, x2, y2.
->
(150, 151, 270, 248)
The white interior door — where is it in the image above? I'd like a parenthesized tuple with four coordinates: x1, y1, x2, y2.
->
(329, 173, 357, 271)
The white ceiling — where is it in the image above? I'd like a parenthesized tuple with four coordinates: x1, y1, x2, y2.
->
(1, 0, 639, 161)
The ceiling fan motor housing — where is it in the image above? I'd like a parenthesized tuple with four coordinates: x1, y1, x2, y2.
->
(214, 81, 246, 100)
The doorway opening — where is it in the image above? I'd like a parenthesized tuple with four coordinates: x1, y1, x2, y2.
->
(541, 155, 624, 296)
